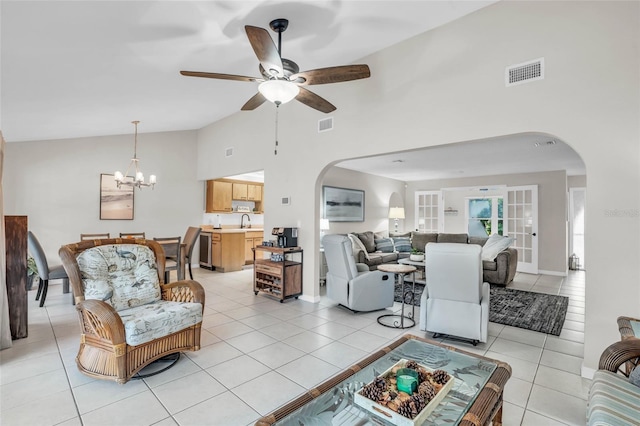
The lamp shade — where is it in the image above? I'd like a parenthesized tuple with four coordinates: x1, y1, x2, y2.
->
(320, 218, 330, 230)
(259, 80, 300, 105)
(389, 207, 405, 219)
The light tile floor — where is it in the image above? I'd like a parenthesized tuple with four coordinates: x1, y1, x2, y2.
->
(0, 269, 587, 425)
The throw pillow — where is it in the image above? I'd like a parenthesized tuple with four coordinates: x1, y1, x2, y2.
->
(481, 234, 514, 261)
(375, 237, 395, 253)
(392, 237, 412, 253)
(630, 366, 640, 388)
(354, 231, 376, 253)
(348, 234, 370, 260)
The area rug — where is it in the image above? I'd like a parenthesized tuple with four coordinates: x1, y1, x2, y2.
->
(393, 282, 569, 336)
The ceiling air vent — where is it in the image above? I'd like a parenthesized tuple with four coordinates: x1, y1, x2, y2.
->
(505, 57, 544, 87)
(318, 117, 334, 133)
(225, 147, 233, 157)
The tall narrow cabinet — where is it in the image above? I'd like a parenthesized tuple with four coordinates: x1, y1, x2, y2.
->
(253, 246, 302, 302)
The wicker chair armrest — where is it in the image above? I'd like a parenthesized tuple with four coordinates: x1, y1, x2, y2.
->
(161, 280, 206, 306)
(76, 299, 126, 345)
(598, 338, 640, 376)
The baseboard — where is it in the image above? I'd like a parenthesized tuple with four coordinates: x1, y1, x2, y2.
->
(299, 294, 320, 304)
(538, 269, 567, 277)
(582, 364, 596, 379)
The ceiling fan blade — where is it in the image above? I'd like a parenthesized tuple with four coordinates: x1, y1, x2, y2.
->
(290, 64, 371, 86)
(241, 92, 267, 111)
(245, 25, 284, 78)
(180, 71, 262, 82)
(296, 87, 336, 113)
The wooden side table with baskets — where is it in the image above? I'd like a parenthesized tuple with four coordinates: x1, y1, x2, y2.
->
(253, 245, 303, 302)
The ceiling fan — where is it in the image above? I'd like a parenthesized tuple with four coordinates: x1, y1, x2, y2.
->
(180, 18, 371, 113)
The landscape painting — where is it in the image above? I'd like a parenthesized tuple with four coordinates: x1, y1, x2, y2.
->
(323, 186, 365, 222)
(100, 174, 134, 220)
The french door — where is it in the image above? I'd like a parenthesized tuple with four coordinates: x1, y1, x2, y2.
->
(415, 191, 443, 232)
(506, 185, 538, 274)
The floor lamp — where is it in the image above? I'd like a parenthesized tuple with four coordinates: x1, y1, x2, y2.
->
(389, 207, 405, 233)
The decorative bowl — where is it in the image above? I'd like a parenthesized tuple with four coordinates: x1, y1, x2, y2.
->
(410, 254, 424, 262)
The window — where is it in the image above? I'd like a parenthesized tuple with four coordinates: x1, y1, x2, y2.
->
(467, 197, 503, 236)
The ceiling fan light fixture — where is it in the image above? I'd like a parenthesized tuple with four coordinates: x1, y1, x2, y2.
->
(259, 80, 299, 105)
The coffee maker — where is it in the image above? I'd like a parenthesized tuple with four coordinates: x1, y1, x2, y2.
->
(272, 227, 298, 248)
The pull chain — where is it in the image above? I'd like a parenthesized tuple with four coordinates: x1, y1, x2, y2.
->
(274, 105, 279, 155)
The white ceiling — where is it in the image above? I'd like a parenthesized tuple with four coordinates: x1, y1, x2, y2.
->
(1, 1, 585, 181)
(1, 0, 496, 143)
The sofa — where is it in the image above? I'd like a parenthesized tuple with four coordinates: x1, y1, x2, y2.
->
(587, 337, 640, 425)
(348, 231, 518, 286)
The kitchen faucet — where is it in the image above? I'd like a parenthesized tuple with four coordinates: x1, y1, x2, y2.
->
(240, 213, 251, 229)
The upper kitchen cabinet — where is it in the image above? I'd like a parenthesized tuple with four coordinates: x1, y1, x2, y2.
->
(206, 179, 264, 213)
(206, 180, 233, 213)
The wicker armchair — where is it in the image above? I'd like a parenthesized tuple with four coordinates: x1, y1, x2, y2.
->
(59, 238, 205, 384)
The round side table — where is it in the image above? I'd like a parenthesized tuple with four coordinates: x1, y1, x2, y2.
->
(376, 263, 417, 329)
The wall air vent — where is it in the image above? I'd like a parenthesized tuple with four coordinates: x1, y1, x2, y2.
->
(318, 117, 334, 133)
(225, 147, 233, 157)
(506, 57, 544, 87)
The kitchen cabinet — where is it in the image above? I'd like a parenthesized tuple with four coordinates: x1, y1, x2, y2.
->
(244, 231, 264, 264)
(253, 245, 303, 302)
(247, 184, 262, 201)
(206, 180, 232, 212)
(232, 183, 248, 200)
(211, 233, 222, 268)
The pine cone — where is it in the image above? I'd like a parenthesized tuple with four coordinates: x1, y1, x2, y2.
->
(373, 376, 387, 389)
(397, 400, 417, 419)
(411, 393, 427, 413)
(405, 360, 419, 370)
(361, 383, 384, 402)
(418, 381, 436, 401)
(417, 367, 430, 383)
(432, 369, 450, 385)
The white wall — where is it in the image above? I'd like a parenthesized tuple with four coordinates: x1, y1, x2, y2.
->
(321, 166, 406, 236)
(195, 1, 640, 371)
(406, 170, 568, 273)
(4, 130, 203, 260)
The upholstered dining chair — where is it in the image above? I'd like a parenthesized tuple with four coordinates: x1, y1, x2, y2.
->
(119, 232, 145, 239)
(59, 238, 205, 384)
(419, 243, 489, 345)
(322, 234, 393, 312)
(154, 236, 181, 284)
(80, 233, 110, 240)
(27, 231, 69, 307)
(182, 227, 201, 280)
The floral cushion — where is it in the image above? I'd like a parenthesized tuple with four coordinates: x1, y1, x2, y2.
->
(118, 300, 203, 346)
(77, 244, 161, 311)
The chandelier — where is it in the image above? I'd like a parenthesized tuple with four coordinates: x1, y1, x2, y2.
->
(114, 121, 156, 189)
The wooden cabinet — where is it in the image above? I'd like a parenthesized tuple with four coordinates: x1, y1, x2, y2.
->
(206, 180, 233, 212)
(253, 246, 303, 302)
(244, 231, 264, 264)
(206, 179, 264, 212)
(232, 183, 248, 200)
(247, 184, 262, 201)
(211, 233, 222, 268)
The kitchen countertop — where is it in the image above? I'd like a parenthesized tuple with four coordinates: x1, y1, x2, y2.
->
(201, 226, 264, 234)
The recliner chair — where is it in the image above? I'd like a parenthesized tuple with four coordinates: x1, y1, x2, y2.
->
(419, 243, 489, 344)
(322, 234, 393, 312)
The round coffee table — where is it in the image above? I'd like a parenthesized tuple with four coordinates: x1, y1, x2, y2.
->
(376, 263, 417, 329)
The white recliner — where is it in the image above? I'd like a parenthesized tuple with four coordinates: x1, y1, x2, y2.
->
(322, 234, 394, 312)
(419, 243, 489, 344)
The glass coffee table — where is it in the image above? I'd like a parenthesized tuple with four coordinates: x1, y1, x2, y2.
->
(256, 334, 511, 426)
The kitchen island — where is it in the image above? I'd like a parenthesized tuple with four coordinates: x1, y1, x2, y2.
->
(200, 226, 264, 272)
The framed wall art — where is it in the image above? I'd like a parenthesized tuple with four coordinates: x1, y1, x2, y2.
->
(323, 185, 365, 222)
(100, 174, 134, 220)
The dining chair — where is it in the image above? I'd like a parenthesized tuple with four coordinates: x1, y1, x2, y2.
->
(80, 233, 110, 241)
(182, 226, 201, 280)
(154, 236, 181, 284)
(120, 232, 145, 239)
(27, 231, 69, 307)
